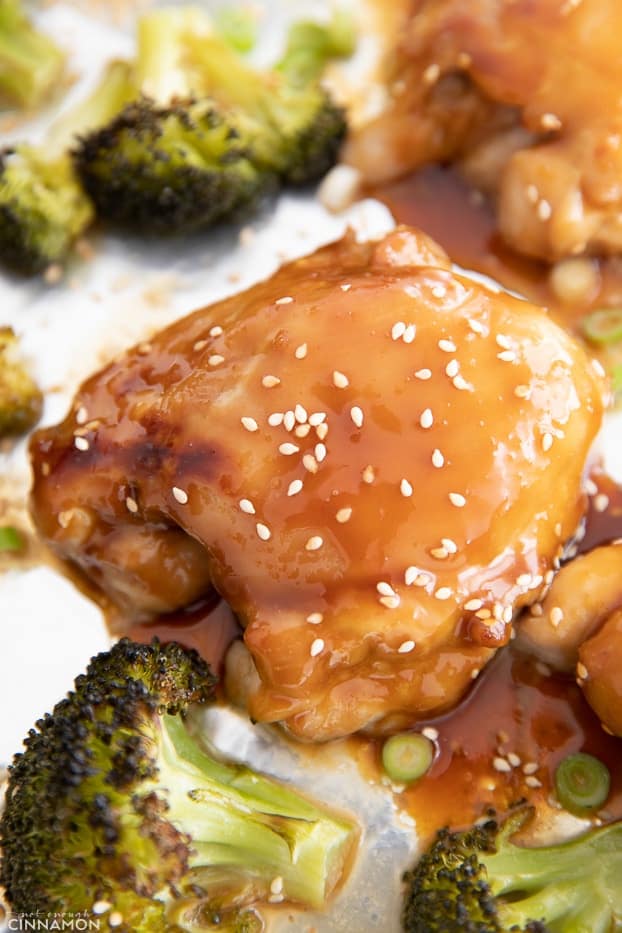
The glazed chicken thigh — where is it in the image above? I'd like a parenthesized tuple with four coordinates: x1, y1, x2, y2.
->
(345, 0, 622, 262)
(30, 227, 605, 740)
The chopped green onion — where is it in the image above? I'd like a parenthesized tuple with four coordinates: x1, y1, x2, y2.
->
(381, 733, 434, 784)
(554, 752, 610, 815)
(0, 525, 24, 551)
(581, 308, 622, 344)
(214, 7, 257, 53)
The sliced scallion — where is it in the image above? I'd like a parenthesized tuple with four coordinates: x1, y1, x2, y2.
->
(554, 752, 610, 815)
(381, 733, 435, 784)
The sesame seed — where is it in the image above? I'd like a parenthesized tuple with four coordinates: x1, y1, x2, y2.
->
(270, 876, 284, 895)
(209, 325, 223, 337)
(550, 606, 564, 628)
(295, 343, 308, 359)
(208, 354, 225, 366)
(295, 424, 310, 438)
(576, 662, 588, 680)
(493, 756, 511, 773)
(592, 359, 606, 378)
(125, 496, 138, 513)
(315, 442, 327, 462)
(415, 368, 432, 380)
(239, 498, 256, 514)
(350, 405, 364, 427)
(336, 506, 352, 523)
(262, 375, 281, 388)
(316, 422, 328, 440)
(377, 581, 397, 597)
(594, 493, 609, 512)
(542, 433, 554, 452)
(256, 523, 271, 540)
(464, 598, 483, 611)
(585, 478, 598, 495)
(307, 612, 324, 624)
(525, 776, 542, 788)
(92, 902, 112, 915)
(392, 321, 406, 340)
(284, 410, 296, 431)
(333, 370, 349, 388)
(422, 726, 439, 741)
(431, 547, 448, 559)
(403, 324, 416, 343)
(172, 486, 188, 504)
(241, 416, 259, 432)
(288, 479, 303, 496)
(453, 375, 471, 390)
(303, 454, 318, 473)
(435, 587, 452, 600)
(279, 442, 300, 455)
(523, 762, 539, 775)
(517, 573, 532, 586)
(309, 411, 326, 426)
(268, 412, 284, 426)
(526, 184, 540, 203)
(507, 752, 521, 768)
(414, 573, 431, 587)
(497, 350, 516, 362)
(449, 492, 466, 507)
(398, 640, 416, 653)
(445, 359, 459, 378)
(423, 62, 440, 84)
(432, 448, 444, 468)
(400, 478, 413, 497)
(514, 384, 531, 398)
(75, 405, 88, 425)
(468, 319, 486, 335)
(341, 283, 351, 292)
(74, 436, 89, 451)
(537, 199, 552, 221)
(295, 404, 307, 423)
(305, 535, 323, 551)
(438, 338, 456, 352)
(431, 284, 446, 298)
(108, 913, 123, 929)
(404, 566, 419, 585)
(310, 638, 325, 657)
(362, 464, 375, 483)
(476, 608, 492, 619)
(442, 537, 457, 554)
(379, 595, 400, 609)
(276, 296, 294, 305)
(420, 408, 434, 429)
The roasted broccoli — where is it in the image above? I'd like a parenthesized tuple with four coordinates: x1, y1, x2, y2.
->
(402, 808, 622, 932)
(0, 0, 64, 110)
(0, 638, 357, 931)
(74, 6, 350, 232)
(0, 59, 134, 273)
(0, 326, 42, 436)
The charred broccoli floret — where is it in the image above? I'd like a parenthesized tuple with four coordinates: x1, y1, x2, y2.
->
(0, 59, 134, 273)
(0, 638, 357, 931)
(0, 0, 64, 110)
(402, 808, 622, 932)
(0, 326, 42, 436)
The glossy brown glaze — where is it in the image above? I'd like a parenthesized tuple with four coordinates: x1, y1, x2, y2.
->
(30, 227, 605, 741)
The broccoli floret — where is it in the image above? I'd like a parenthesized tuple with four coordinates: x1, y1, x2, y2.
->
(0, 59, 134, 274)
(0, 638, 357, 931)
(0, 326, 42, 436)
(0, 0, 64, 110)
(402, 808, 622, 932)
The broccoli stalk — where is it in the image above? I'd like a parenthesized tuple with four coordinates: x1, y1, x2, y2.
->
(0, 59, 134, 273)
(0, 0, 64, 110)
(0, 639, 357, 931)
(402, 808, 622, 933)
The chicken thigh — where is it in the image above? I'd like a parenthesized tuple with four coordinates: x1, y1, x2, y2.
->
(30, 227, 605, 740)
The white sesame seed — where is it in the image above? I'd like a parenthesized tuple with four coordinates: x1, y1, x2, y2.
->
(464, 598, 483, 611)
(414, 573, 431, 587)
(333, 370, 349, 388)
(523, 762, 539, 775)
(377, 581, 397, 597)
(241, 416, 259, 432)
(108, 914, 123, 929)
(496, 334, 512, 349)
(431, 547, 449, 559)
(315, 442, 327, 462)
(125, 496, 138, 513)
(453, 375, 471, 391)
(514, 384, 531, 398)
(585, 478, 598, 495)
(550, 606, 564, 628)
(208, 354, 225, 366)
(422, 727, 439, 741)
(209, 325, 223, 337)
(316, 422, 328, 440)
(310, 638, 324, 657)
(268, 412, 284, 426)
(594, 493, 609, 512)
(306, 535, 323, 551)
(592, 358, 606, 378)
(507, 752, 521, 768)
(172, 486, 188, 504)
(403, 323, 416, 343)
(362, 464, 375, 483)
(295, 404, 307, 423)
(542, 433, 554, 452)
(92, 902, 112, 916)
(193, 339, 208, 351)
(445, 359, 459, 378)
(279, 442, 300, 455)
(295, 424, 311, 438)
(431, 284, 446, 298)
(493, 756, 512, 773)
(423, 62, 440, 84)
(262, 375, 281, 388)
(288, 479, 303, 496)
(276, 296, 294, 305)
(526, 184, 539, 204)
(497, 350, 516, 362)
(398, 640, 416, 654)
(476, 608, 492, 619)
(576, 662, 588, 680)
(256, 523, 271, 541)
(435, 587, 453, 600)
(400, 478, 413, 497)
(284, 410, 296, 431)
(468, 319, 486, 335)
(336, 506, 352, 523)
(392, 321, 406, 340)
(438, 338, 456, 352)
(517, 573, 532, 586)
(420, 408, 434, 429)
(525, 776, 542, 788)
(239, 498, 256, 514)
(350, 405, 364, 427)
(309, 411, 327, 426)
(307, 612, 324, 624)
(75, 405, 88, 425)
(537, 199, 552, 221)
(404, 566, 419, 585)
(442, 537, 457, 554)
(449, 492, 466, 507)
(432, 448, 444, 468)
(74, 436, 89, 451)
(415, 368, 432, 380)
(270, 876, 284, 895)
(379, 595, 400, 609)
(303, 454, 318, 473)
(341, 283, 351, 292)
(295, 343, 308, 359)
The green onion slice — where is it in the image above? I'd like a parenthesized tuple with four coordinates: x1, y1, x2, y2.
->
(381, 733, 435, 784)
(581, 308, 622, 344)
(0, 526, 24, 551)
(554, 752, 610, 815)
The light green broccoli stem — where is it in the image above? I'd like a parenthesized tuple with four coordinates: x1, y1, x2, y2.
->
(156, 714, 357, 910)
(135, 6, 215, 104)
(0, 0, 64, 109)
(277, 9, 356, 85)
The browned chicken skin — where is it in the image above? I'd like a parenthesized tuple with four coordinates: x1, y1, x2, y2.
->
(345, 0, 622, 262)
(30, 227, 605, 740)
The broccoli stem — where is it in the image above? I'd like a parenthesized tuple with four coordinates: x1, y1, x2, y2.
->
(156, 714, 356, 910)
(0, 0, 64, 109)
(135, 6, 214, 104)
